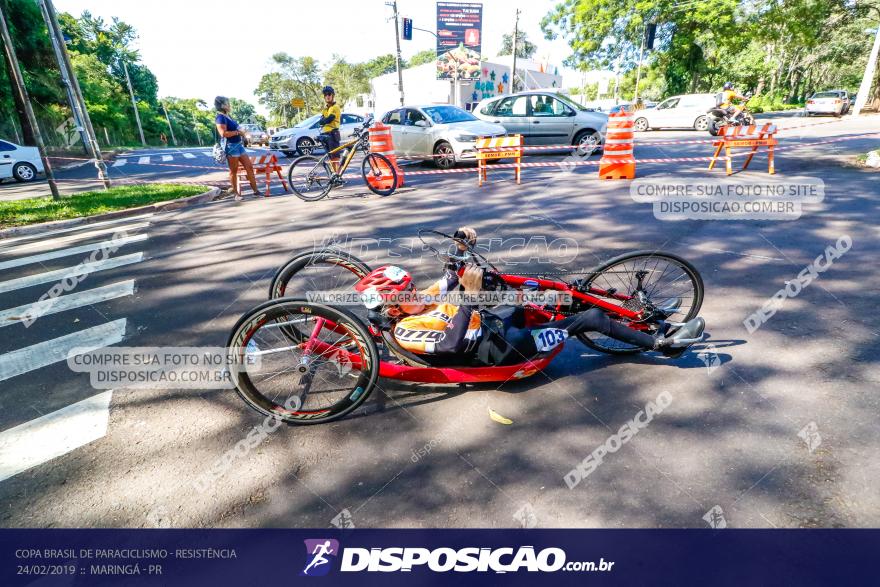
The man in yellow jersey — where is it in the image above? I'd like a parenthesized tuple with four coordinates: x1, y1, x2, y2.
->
(718, 81, 748, 120)
(318, 85, 342, 174)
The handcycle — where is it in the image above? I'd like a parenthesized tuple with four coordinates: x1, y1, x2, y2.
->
(286, 115, 399, 201)
(226, 230, 704, 425)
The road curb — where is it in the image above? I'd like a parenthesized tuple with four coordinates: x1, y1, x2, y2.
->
(0, 186, 222, 241)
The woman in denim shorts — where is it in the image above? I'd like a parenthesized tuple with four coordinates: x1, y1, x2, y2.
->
(214, 96, 261, 200)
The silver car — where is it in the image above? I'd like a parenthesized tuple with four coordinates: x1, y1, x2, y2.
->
(473, 91, 608, 155)
(269, 113, 365, 157)
(381, 105, 508, 168)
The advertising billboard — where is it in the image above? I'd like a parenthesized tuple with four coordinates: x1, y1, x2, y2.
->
(436, 2, 483, 80)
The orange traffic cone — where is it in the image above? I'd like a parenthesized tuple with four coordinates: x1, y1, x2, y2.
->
(367, 122, 404, 189)
(598, 111, 636, 180)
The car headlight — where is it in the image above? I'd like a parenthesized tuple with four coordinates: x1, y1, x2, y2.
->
(452, 133, 478, 142)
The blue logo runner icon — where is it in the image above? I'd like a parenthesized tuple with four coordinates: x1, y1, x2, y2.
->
(301, 539, 339, 576)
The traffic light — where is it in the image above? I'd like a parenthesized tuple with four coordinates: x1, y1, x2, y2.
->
(402, 18, 412, 41)
(645, 23, 656, 50)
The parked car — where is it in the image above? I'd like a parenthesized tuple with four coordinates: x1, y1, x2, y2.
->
(239, 124, 269, 147)
(0, 139, 43, 183)
(269, 113, 365, 157)
(473, 91, 607, 154)
(608, 103, 634, 114)
(381, 105, 507, 168)
(632, 93, 717, 131)
(806, 90, 849, 116)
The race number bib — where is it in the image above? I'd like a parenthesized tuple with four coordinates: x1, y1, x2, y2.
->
(532, 328, 568, 351)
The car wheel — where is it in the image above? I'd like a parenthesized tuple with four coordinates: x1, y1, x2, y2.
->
(12, 162, 37, 182)
(433, 141, 456, 169)
(694, 115, 710, 131)
(297, 137, 316, 156)
(634, 117, 649, 132)
(573, 129, 602, 157)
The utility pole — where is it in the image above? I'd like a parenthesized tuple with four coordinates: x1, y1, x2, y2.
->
(123, 60, 146, 146)
(387, 1, 405, 105)
(191, 111, 203, 146)
(0, 3, 60, 198)
(161, 102, 177, 146)
(633, 25, 646, 104)
(854, 22, 880, 116)
(38, 0, 87, 155)
(511, 9, 520, 93)
(40, 0, 109, 188)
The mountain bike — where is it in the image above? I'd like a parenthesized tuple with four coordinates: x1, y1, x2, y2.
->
(286, 115, 399, 201)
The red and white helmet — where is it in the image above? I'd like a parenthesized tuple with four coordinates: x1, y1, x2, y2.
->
(355, 266, 414, 309)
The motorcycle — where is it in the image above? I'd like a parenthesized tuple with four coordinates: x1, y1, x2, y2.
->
(706, 93, 756, 136)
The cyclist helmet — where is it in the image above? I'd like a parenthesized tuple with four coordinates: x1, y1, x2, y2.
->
(723, 82, 734, 90)
(322, 85, 335, 96)
(355, 266, 414, 310)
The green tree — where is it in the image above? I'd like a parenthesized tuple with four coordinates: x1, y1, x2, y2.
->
(364, 53, 405, 78)
(324, 55, 370, 105)
(408, 49, 437, 66)
(499, 30, 537, 58)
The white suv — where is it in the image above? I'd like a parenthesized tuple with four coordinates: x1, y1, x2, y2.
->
(0, 139, 44, 182)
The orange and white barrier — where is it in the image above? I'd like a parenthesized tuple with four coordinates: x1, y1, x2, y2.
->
(368, 122, 404, 188)
(476, 135, 523, 187)
(598, 111, 636, 179)
(238, 153, 288, 195)
(708, 123, 778, 175)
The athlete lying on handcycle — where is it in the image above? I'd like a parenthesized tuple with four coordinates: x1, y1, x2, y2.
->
(355, 227, 706, 366)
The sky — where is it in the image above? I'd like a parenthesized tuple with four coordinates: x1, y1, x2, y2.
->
(54, 0, 581, 115)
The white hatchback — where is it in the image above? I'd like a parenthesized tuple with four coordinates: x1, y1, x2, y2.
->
(0, 139, 44, 182)
(632, 94, 717, 131)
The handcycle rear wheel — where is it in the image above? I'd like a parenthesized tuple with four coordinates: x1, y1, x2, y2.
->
(227, 299, 380, 425)
(574, 251, 704, 355)
(288, 155, 333, 201)
(361, 152, 399, 196)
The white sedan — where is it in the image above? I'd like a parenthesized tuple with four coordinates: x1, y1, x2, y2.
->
(381, 105, 508, 168)
(632, 93, 717, 131)
(269, 113, 365, 157)
(0, 139, 44, 182)
(805, 91, 848, 116)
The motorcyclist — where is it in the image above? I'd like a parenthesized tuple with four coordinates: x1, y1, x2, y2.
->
(355, 227, 706, 366)
(718, 82, 748, 121)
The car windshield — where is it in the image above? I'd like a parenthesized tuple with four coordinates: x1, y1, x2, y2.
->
(555, 95, 589, 111)
(813, 92, 841, 98)
(295, 115, 321, 128)
(422, 106, 477, 124)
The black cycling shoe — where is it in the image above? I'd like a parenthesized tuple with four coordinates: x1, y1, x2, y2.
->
(655, 317, 705, 358)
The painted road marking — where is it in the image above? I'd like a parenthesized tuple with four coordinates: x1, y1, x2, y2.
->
(0, 222, 151, 254)
(138, 156, 150, 165)
(161, 155, 172, 162)
(0, 280, 135, 328)
(0, 318, 126, 382)
(183, 152, 196, 159)
(0, 214, 153, 249)
(0, 390, 112, 482)
(0, 234, 148, 271)
(112, 159, 127, 167)
(0, 252, 143, 294)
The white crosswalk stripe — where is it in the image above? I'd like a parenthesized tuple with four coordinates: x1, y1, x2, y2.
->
(1, 222, 150, 255)
(138, 156, 150, 165)
(0, 214, 153, 249)
(0, 234, 148, 271)
(183, 152, 196, 159)
(0, 390, 112, 482)
(161, 155, 172, 162)
(112, 158, 127, 167)
(0, 216, 151, 481)
(0, 280, 135, 328)
(0, 252, 143, 294)
(0, 318, 127, 382)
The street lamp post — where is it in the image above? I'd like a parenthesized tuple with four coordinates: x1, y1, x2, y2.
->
(853, 24, 880, 116)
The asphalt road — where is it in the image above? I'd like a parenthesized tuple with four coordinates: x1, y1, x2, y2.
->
(0, 112, 878, 529)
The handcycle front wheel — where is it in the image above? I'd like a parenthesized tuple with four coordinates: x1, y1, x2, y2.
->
(574, 251, 704, 355)
(288, 155, 333, 201)
(361, 152, 399, 196)
(227, 299, 380, 425)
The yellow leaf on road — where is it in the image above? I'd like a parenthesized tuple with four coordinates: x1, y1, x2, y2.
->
(488, 408, 513, 425)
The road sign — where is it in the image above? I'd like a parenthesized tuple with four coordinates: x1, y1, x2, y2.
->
(402, 17, 412, 40)
(291, 98, 305, 108)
